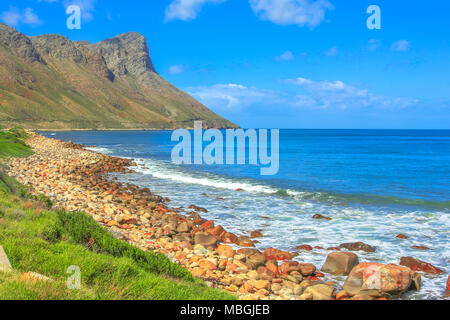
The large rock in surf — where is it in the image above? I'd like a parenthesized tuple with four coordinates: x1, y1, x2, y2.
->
(343, 262, 421, 297)
(399, 257, 444, 275)
(339, 242, 375, 253)
(321, 252, 359, 276)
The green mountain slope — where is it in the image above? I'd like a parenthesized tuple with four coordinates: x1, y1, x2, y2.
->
(0, 24, 236, 130)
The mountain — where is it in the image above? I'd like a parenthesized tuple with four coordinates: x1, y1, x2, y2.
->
(0, 23, 236, 130)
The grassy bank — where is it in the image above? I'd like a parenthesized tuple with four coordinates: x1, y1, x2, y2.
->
(0, 127, 34, 159)
(0, 129, 234, 300)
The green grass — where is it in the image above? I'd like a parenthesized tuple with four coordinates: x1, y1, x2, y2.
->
(0, 130, 33, 158)
(0, 129, 234, 300)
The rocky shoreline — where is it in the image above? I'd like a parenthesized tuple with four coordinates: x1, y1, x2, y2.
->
(6, 132, 448, 300)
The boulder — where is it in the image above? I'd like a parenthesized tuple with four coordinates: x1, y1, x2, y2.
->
(298, 263, 316, 276)
(237, 248, 260, 256)
(194, 232, 217, 249)
(279, 261, 300, 275)
(266, 262, 279, 277)
(250, 231, 263, 238)
(191, 267, 206, 277)
(238, 239, 255, 247)
(246, 253, 266, 269)
(411, 245, 430, 250)
(400, 257, 444, 275)
(189, 205, 207, 213)
(263, 248, 291, 261)
(396, 234, 409, 239)
(303, 284, 335, 300)
(176, 222, 189, 233)
(200, 220, 214, 229)
(257, 266, 275, 281)
(339, 242, 375, 253)
(222, 232, 238, 244)
(343, 262, 421, 297)
(312, 214, 331, 220)
(254, 280, 270, 290)
(216, 245, 235, 258)
(207, 225, 225, 237)
(198, 259, 217, 271)
(321, 252, 359, 276)
(296, 244, 313, 251)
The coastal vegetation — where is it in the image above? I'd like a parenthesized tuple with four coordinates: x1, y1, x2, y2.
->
(0, 129, 234, 300)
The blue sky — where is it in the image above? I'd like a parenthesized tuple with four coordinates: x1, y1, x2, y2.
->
(1, 0, 450, 129)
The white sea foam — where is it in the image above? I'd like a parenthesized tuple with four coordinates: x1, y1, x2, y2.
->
(85, 146, 114, 154)
(133, 158, 281, 194)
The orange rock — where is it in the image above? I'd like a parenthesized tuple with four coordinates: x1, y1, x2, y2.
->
(343, 262, 421, 296)
(296, 244, 313, 251)
(279, 261, 299, 275)
(156, 206, 168, 213)
(411, 245, 430, 250)
(201, 220, 214, 229)
(396, 234, 409, 239)
(400, 257, 444, 275)
(216, 244, 235, 258)
(254, 280, 270, 290)
(106, 220, 119, 227)
(298, 263, 316, 276)
(250, 231, 263, 238)
(243, 281, 255, 293)
(238, 239, 255, 247)
(335, 290, 349, 300)
(264, 248, 291, 261)
(226, 263, 238, 273)
(208, 225, 226, 237)
(191, 267, 206, 277)
(257, 266, 275, 281)
(175, 253, 186, 261)
(199, 259, 217, 271)
(266, 262, 279, 277)
(222, 232, 238, 244)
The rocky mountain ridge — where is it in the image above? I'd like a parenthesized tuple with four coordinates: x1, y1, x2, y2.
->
(0, 23, 235, 129)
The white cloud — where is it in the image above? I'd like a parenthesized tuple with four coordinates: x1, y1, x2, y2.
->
(391, 40, 411, 52)
(368, 39, 381, 51)
(324, 45, 337, 56)
(62, 0, 97, 22)
(249, 0, 334, 28)
(286, 77, 418, 109)
(168, 65, 185, 74)
(165, 0, 226, 22)
(187, 83, 282, 109)
(275, 50, 295, 61)
(0, 7, 42, 27)
(187, 78, 418, 112)
(23, 8, 42, 25)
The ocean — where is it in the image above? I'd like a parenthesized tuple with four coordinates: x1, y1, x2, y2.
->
(40, 129, 450, 300)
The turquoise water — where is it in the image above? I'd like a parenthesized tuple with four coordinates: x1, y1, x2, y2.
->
(41, 129, 450, 299)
